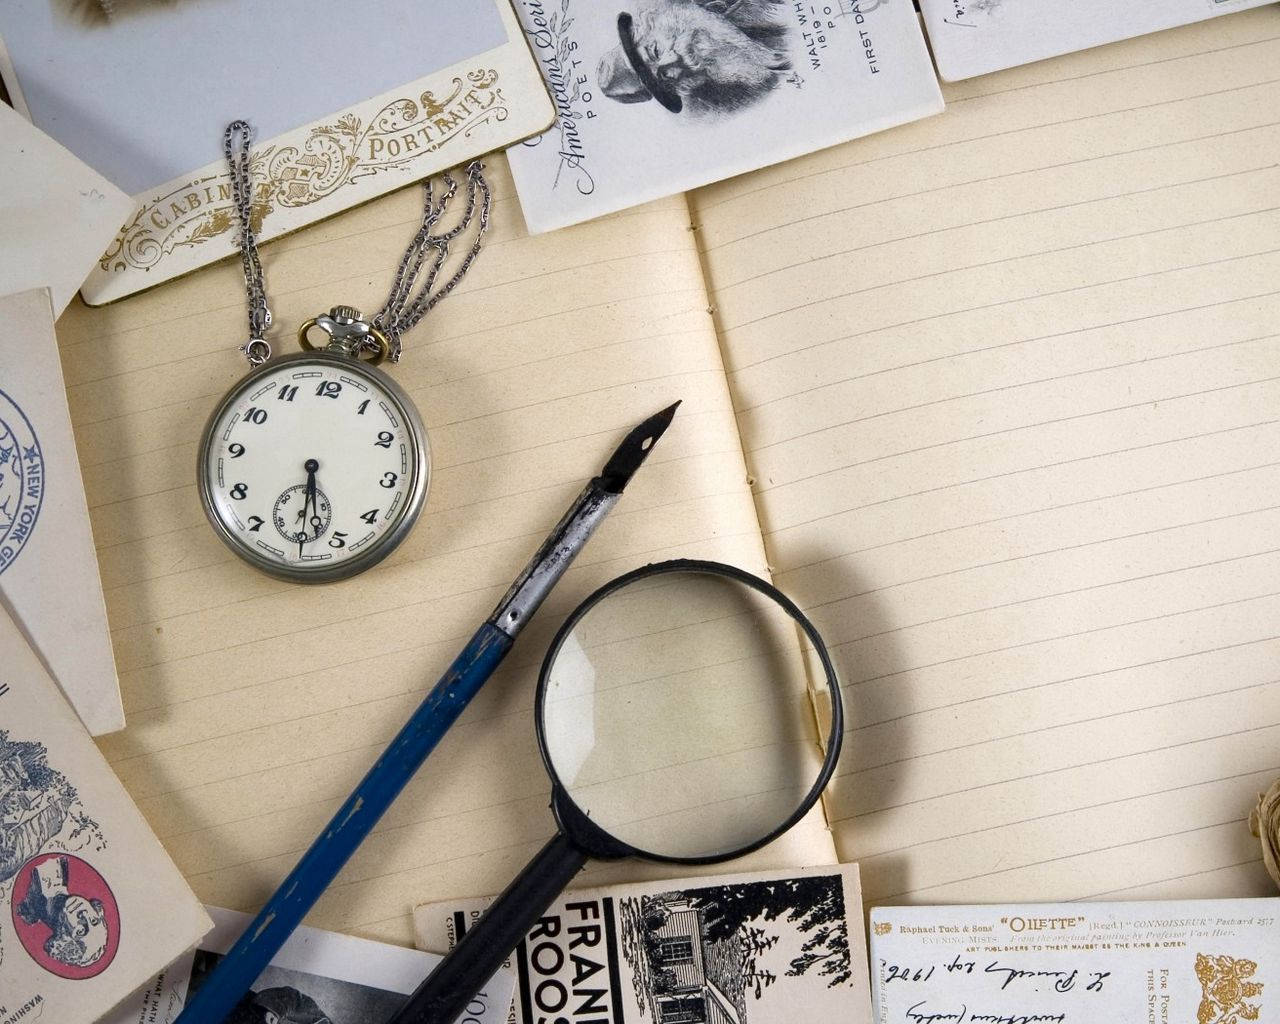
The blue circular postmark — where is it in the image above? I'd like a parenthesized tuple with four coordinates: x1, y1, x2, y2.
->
(0, 388, 44, 575)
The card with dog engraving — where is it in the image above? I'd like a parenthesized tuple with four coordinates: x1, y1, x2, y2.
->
(0, 601, 209, 1024)
(103, 906, 516, 1024)
(414, 863, 873, 1024)
(870, 898, 1280, 1024)
(917, 0, 1276, 82)
(504, 0, 943, 233)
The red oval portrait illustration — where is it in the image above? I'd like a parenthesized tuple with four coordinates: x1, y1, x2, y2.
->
(9, 853, 120, 979)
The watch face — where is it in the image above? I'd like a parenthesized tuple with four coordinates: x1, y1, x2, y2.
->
(198, 352, 428, 582)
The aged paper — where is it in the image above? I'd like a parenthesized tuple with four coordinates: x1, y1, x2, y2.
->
(414, 865, 871, 1024)
(694, 7, 1280, 905)
(0, 106, 134, 316)
(0, 604, 209, 1024)
(0, 288, 122, 735)
(62, 156, 836, 949)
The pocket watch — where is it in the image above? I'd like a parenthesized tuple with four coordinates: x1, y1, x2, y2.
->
(198, 122, 489, 583)
(198, 308, 430, 583)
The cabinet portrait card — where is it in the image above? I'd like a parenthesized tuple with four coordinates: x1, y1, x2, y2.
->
(0, 603, 209, 1024)
(0, 0, 553, 304)
(504, 0, 944, 232)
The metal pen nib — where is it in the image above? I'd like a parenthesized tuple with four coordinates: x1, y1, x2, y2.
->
(489, 401, 681, 637)
(599, 399, 680, 493)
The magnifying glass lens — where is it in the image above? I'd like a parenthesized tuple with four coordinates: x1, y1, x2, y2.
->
(540, 569, 828, 860)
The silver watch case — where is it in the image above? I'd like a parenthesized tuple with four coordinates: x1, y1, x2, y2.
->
(197, 349, 430, 584)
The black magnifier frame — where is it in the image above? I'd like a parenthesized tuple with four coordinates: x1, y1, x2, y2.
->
(536, 557, 844, 863)
(389, 558, 843, 1024)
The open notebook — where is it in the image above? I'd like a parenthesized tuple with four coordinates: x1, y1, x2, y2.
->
(59, 7, 1279, 949)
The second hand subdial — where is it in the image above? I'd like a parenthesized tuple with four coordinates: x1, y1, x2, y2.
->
(274, 458, 331, 556)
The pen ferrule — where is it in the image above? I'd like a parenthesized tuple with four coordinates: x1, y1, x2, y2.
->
(489, 480, 621, 638)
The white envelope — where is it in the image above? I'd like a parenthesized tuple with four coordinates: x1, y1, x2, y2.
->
(0, 288, 122, 735)
(917, 0, 1277, 81)
(871, 898, 1280, 1023)
(0, 0, 553, 304)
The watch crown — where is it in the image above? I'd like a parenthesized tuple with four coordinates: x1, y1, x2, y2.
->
(328, 305, 365, 324)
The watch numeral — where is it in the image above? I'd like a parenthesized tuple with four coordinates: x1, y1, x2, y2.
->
(277, 385, 298, 402)
(360, 508, 380, 524)
(315, 381, 343, 399)
(375, 431, 394, 448)
(379, 472, 398, 489)
(246, 515, 264, 532)
(329, 531, 348, 549)
(357, 399, 370, 415)
(243, 407, 268, 425)
(228, 442, 246, 458)
(230, 482, 248, 500)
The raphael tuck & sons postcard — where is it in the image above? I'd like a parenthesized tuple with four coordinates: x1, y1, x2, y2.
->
(105, 906, 516, 1024)
(415, 864, 873, 1024)
(870, 898, 1280, 1024)
(0, 603, 209, 1024)
(506, 0, 944, 232)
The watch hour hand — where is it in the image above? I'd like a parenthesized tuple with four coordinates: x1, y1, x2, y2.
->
(303, 458, 319, 520)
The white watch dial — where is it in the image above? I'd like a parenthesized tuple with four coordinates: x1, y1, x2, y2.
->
(199, 355, 427, 580)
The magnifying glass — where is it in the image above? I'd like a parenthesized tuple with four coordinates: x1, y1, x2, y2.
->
(389, 558, 843, 1024)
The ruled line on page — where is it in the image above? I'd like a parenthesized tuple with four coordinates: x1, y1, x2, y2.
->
(695, 37, 1280, 217)
(692, 9, 1280, 901)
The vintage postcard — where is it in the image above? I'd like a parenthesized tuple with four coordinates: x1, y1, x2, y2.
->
(0, 603, 209, 1024)
(917, 0, 1276, 81)
(0, 105, 135, 315)
(414, 864, 872, 1024)
(0, 288, 122, 735)
(105, 906, 516, 1024)
(504, 0, 943, 232)
(0, 0, 553, 304)
(871, 898, 1280, 1024)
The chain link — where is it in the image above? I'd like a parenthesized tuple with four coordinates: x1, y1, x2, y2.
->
(224, 121, 273, 366)
(372, 161, 492, 362)
(223, 119, 490, 368)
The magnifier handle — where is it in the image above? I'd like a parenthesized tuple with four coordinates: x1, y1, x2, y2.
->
(391, 832, 588, 1024)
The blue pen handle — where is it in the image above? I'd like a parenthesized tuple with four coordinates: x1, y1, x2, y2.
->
(172, 400, 678, 1024)
(175, 622, 513, 1024)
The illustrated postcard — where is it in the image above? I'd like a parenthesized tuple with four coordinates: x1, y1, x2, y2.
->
(0, 602, 209, 1024)
(870, 897, 1280, 1024)
(105, 906, 517, 1024)
(0, 0, 553, 304)
(414, 863, 872, 1024)
(916, 0, 1276, 82)
(0, 288, 122, 735)
(504, 0, 944, 232)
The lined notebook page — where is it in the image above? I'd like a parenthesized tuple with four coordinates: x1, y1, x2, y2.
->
(57, 158, 834, 947)
(693, 9, 1280, 906)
